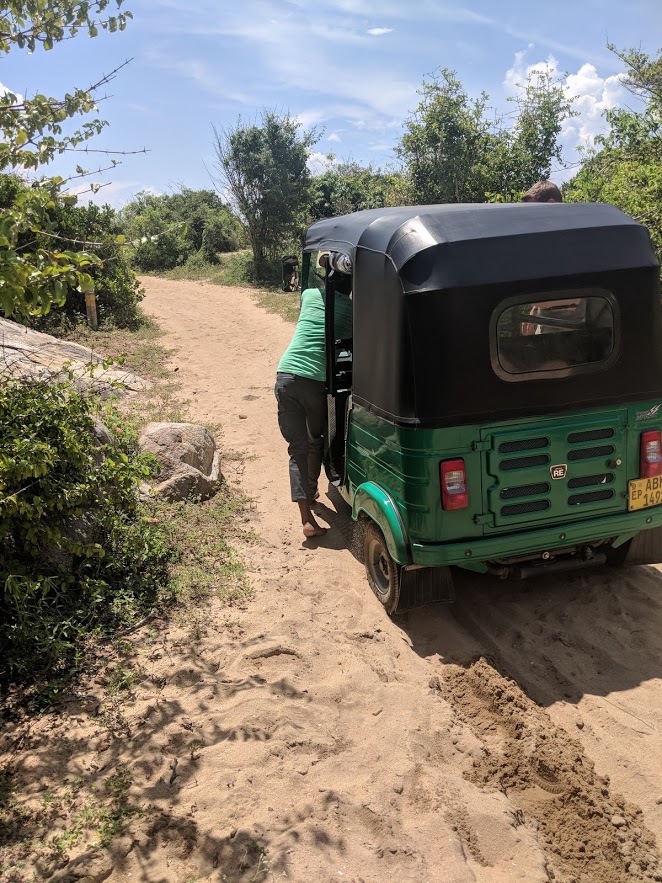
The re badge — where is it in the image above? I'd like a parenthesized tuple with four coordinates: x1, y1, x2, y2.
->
(551, 464, 567, 480)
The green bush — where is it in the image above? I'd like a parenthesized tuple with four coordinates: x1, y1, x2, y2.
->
(0, 377, 172, 684)
(45, 203, 144, 330)
(0, 174, 144, 331)
(121, 188, 245, 273)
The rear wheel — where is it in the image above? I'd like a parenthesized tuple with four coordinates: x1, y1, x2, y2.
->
(364, 521, 400, 614)
(620, 527, 662, 566)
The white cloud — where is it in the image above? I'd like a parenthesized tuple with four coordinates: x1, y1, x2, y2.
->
(0, 81, 23, 104)
(503, 49, 630, 180)
(367, 27, 393, 36)
(328, 132, 342, 142)
(307, 151, 334, 175)
(145, 51, 250, 104)
(503, 51, 559, 92)
(147, 5, 417, 123)
(563, 63, 627, 144)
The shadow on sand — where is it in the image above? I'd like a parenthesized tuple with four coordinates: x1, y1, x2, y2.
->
(316, 483, 662, 709)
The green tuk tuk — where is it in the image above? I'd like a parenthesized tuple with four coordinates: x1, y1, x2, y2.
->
(298, 202, 662, 613)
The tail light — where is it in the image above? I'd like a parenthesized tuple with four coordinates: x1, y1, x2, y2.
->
(641, 430, 662, 478)
(441, 459, 469, 510)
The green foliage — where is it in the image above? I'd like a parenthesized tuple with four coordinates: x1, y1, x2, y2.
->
(0, 1, 131, 321)
(46, 201, 143, 329)
(397, 67, 574, 204)
(309, 161, 411, 219)
(212, 111, 319, 275)
(121, 187, 243, 272)
(0, 378, 171, 684)
(0, 174, 143, 329)
(564, 47, 661, 270)
(0, 2, 131, 56)
(165, 248, 282, 288)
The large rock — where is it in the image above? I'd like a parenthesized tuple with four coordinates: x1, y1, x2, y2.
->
(50, 850, 113, 882)
(138, 422, 221, 502)
(0, 317, 148, 397)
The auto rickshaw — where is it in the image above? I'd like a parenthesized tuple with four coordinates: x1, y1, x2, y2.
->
(292, 202, 662, 613)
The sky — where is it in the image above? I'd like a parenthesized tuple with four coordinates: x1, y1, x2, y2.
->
(3, 0, 661, 207)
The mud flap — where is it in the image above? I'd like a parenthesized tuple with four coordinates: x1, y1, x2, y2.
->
(623, 526, 662, 565)
(396, 566, 455, 611)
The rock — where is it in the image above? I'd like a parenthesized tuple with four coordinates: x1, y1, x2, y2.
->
(611, 814, 627, 828)
(50, 850, 113, 883)
(0, 317, 148, 398)
(138, 422, 221, 502)
(91, 420, 115, 448)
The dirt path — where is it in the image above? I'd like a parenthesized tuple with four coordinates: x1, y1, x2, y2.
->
(6, 277, 662, 883)
(135, 277, 662, 883)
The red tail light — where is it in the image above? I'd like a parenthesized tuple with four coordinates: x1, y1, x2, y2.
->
(641, 430, 662, 478)
(441, 459, 469, 510)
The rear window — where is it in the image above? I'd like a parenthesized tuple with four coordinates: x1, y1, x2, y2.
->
(492, 290, 618, 381)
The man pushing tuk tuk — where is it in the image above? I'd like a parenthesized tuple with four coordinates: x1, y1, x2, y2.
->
(275, 253, 352, 538)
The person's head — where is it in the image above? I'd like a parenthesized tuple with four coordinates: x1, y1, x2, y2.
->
(522, 180, 563, 203)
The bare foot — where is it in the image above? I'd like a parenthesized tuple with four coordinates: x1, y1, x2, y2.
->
(303, 521, 327, 538)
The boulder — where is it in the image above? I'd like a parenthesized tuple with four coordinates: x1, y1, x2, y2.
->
(0, 317, 148, 398)
(138, 422, 221, 502)
(50, 850, 113, 883)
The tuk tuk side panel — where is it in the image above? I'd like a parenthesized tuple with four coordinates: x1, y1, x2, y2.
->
(345, 405, 486, 545)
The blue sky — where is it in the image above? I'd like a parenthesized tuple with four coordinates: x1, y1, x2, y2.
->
(4, 0, 661, 206)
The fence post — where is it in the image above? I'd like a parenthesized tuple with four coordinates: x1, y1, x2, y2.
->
(84, 289, 98, 331)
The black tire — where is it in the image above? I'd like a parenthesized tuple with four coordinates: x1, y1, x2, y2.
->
(363, 521, 400, 614)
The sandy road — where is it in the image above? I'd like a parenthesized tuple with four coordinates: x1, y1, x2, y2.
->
(7, 275, 659, 883)
(134, 277, 662, 883)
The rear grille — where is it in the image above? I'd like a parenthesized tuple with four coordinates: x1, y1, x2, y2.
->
(489, 422, 622, 523)
(499, 437, 549, 454)
(501, 500, 551, 517)
(567, 444, 614, 461)
(568, 489, 615, 506)
(568, 428, 615, 443)
(500, 482, 550, 500)
(500, 454, 550, 471)
(567, 473, 614, 489)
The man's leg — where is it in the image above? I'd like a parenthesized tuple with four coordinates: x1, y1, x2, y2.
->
(275, 374, 326, 537)
(303, 381, 326, 503)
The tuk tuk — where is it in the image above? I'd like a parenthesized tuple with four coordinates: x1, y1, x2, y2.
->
(296, 202, 662, 613)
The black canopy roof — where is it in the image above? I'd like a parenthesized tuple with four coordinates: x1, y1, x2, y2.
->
(305, 203, 658, 291)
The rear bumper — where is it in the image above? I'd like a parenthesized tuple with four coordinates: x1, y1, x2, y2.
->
(411, 507, 662, 567)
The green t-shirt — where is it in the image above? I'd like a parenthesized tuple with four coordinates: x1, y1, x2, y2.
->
(277, 287, 353, 382)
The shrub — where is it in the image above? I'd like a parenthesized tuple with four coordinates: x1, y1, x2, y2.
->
(121, 188, 245, 273)
(0, 175, 144, 331)
(0, 377, 172, 684)
(46, 203, 144, 330)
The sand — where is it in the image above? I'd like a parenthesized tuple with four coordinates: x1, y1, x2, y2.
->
(4, 276, 662, 883)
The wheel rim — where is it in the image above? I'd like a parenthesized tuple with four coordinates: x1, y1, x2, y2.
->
(367, 536, 392, 599)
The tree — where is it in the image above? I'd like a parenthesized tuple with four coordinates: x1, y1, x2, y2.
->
(212, 112, 319, 275)
(120, 187, 244, 271)
(309, 160, 411, 220)
(397, 67, 574, 204)
(564, 47, 661, 270)
(0, 1, 133, 320)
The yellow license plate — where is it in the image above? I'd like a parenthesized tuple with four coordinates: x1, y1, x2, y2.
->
(628, 476, 662, 511)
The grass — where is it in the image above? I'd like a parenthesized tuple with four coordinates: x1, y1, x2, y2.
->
(46, 766, 140, 856)
(0, 766, 140, 880)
